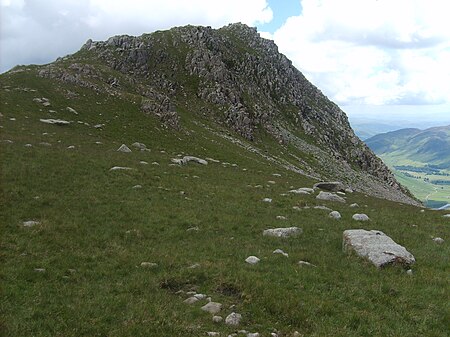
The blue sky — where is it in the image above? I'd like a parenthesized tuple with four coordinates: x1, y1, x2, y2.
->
(1, 0, 449, 124)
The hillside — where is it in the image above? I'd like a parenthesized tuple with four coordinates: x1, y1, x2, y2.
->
(366, 126, 450, 207)
(1, 23, 448, 336)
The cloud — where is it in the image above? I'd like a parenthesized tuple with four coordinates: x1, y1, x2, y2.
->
(0, 0, 272, 72)
(272, 0, 450, 106)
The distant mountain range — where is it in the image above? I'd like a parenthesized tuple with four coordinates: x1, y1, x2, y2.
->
(366, 125, 450, 168)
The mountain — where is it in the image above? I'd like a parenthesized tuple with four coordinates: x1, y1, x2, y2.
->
(350, 121, 407, 140)
(366, 126, 450, 207)
(4, 23, 414, 204)
(3, 24, 447, 337)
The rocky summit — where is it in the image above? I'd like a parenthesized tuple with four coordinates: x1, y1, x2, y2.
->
(33, 23, 415, 204)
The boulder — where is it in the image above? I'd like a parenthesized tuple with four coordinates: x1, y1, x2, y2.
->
(262, 198, 272, 203)
(245, 256, 260, 264)
(131, 142, 147, 150)
(329, 211, 341, 219)
(343, 229, 415, 268)
(263, 227, 302, 238)
(352, 213, 370, 221)
(225, 312, 242, 326)
(23, 220, 40, 227)
(432, 237, 444, 244)
(201, 302, 222, 314)
(171, 156, 208, 165)
(313, 181, 345, 192)
(273, 249, 289, 257)
(316, 191, 346, 203)
(289, 188, 310, 195)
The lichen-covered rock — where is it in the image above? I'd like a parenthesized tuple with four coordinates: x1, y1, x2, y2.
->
(343, 229, 415, 268)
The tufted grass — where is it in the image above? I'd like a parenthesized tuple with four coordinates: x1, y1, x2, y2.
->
(1, 71, 449, 337)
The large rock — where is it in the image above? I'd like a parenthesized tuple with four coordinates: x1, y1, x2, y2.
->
(263, 227, 302, 238)
(117, 144, 132, 153)
(352, 213, 370, 221)
(316, 191, 346, 203)
(343, 229, 415, 268)
(201, 302, 222, 314)
(225, 312, 242, 326)
(313, 181, 345, 192)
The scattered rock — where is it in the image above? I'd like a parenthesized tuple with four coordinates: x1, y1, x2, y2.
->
(34, 268, 46, 272)
(329, 211, 341, 219)
(24, 144, 32, 147)
(40, 118, 70, 125)
(225, 312, 242, 326)
(117, 144, 132, 153)
(298, 261, 316, 267)
(245, 256, 260, 264)
(406, 269, 413, 276)
(212, 316, 223, 323)
(23, 220, 39, 227)
(93, 124, 104, 129)
(39, 142, 52, 146)
(343, 229, 415, 268)
(109, 166, 132, 171)
(432, 237, 444, 244)
(139, 161, 148, 165)
(151, 162, 160, 165)
(171, 156, 208, 165)
(267, 180, 276, 184)
(131, 142, 147, 150)
(247, 333, 260, 337)
(188, 263, 201, 269)
(313, 181, 345, 192)
(140, 262, 157, 268)
(263, 227, 302, 238)
(273, 249, 289, 257)
(187, 226, 199, 232)
(262, 198, 272, 203)
(132, 185, 142, 189)
(276, 215, 287, 220)
(272, 173, 281, 177)
(207, 332, 220, 337)
(67, 145, 75, 149)
(352, 213, 370, 221)
(316, 191, 346, 203)
(443, 214, 450, 218)
(183, 297, 199, 304)
(349, 203, 359, 208)
(345, 188, 354, 193)
(201, 302, 222, 314)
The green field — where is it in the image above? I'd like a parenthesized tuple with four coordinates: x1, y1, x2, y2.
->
(380, 155, 450, 208)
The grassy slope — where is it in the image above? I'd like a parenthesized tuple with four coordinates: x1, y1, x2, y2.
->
(1, 72, 449, 337)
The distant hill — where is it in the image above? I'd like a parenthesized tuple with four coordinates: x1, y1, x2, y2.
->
(365, 125, 450, 207)
(366, 126, 450, 167)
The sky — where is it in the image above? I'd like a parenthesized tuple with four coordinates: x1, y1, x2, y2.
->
(1, 0, 449, 124)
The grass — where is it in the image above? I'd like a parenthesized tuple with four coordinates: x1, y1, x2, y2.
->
(1, 70, 450, 337)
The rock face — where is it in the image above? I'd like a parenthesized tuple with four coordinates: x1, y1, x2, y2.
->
(263, 227, 302, 238)
(343, 229, 415, 268)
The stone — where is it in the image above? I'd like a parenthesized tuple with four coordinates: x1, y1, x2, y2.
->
(273, 249, 289, 257)
(212, 316, 223, 323)
(183, 297, 199, 304)
(23, 220, 39, 227)
(313, 181, 345, 192)
(289, 188, 310, 195)
(263, 227, 302, 238)
(139, 161, 148, 165)
(350, 203, 359, 208)
(171, 156, 208, 165)
(432, 237, 444, 244)
(262, 198, 272, 203)
(329, 211, 341, 219)
(345, 188, 354, 193)
(34, 268, 46, 272)
(132, 185, 142, 189)
(245, 256, 260, 264)
(406, 269, 413, 276)
(352, 213, 370, 221)
(93, 124, 104, 128)
(272, 173, 281, 177)
(131, 142, 147, 150)
(140, 262, 157, 268)
(316, 191, 346, 203)
(276, 215, 287, 220)
(67, 145, 75, 149)
(194, 293, 207, 300)
(298, 261, 316, 267)
(267, 180, 276, 184)
(24, 144, 32, 147)
(443, 214, 450, 218)
(39, 118, 70, 125)
(225, 312, 242, 326)
(314, 205, 332, 211)
(247, 333, 260, 337)
(201, 302, 222, 314)
(207, 332, 220, 337)
(109, 166, 132, 171)
(343, 229, 415, 268)
(66, 107, 78, 114)
(117, 144, 132, 153)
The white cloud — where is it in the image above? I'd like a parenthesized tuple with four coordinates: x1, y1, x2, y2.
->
(0, 0, 272, 72)
(272, 0, 450, 106)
